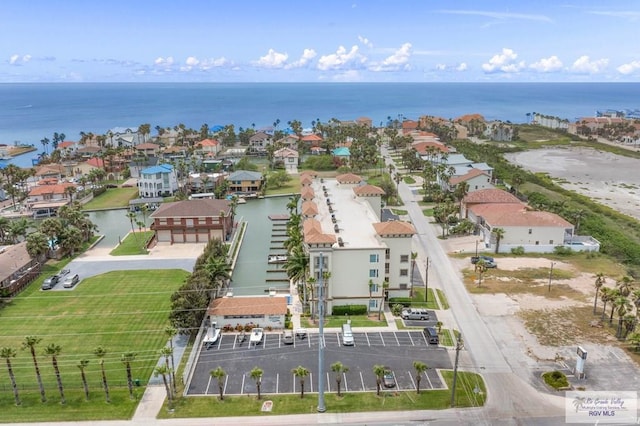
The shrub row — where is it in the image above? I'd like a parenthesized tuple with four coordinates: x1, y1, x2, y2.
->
(332, 304, 367, 316)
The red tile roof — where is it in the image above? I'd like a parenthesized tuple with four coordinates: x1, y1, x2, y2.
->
(450, 168, 489, 185)
(336, 173, 362, 184)
(208, 296, 287, 316)
(150, 199, 231, 218)
(463, 189, 522, 204)
(413, 141, 449, 154)
(29, 182, 75, 196)
(303, 218, 336, 244)
(301, 200, 318, 216)
(86, 157, 105, 168)
(470, 204, 573, 227)
(373, 221, 416, 236)
(135, 143, 160, 150)
(58, 141, 76, 148)
(301, 134, 323, 142)
(198, 139, 220, 147)
(353, 184, 385, 196)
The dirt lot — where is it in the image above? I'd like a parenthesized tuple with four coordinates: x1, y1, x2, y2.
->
(505, 146, 640, 221)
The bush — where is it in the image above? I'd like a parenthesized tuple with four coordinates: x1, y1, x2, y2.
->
(511, 246, 525, 255)
(332, 304, 367, 316)
(554, 246, 573, 256)
(391, 303, 404, 317)
(542, 370, 570, 390)
(388, 297, 412, 308)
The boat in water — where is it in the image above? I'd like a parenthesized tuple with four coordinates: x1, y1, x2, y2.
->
(268, 255, 288, 263)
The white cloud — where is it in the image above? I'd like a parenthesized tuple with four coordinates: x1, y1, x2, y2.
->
(435, 63, 446, 71)
(9, 54, 31, 65)
(530, 55, 563, 72)
(254, 49, 289, 69)
(317, 45, 365, 71)
(456, 62, 468, 71)
(154, 56, 174, 66)
(285, 49, 317, 69)
(358, 35, 373, 48)
(435, 62, 468, 72)
(439, 9, 552, 23)
(617, 60, 640, 75)
(570, 56, 608, 74)
(482, 48, 525, 73)
(185, 56, 200, 67)
(588, 10, 640, 21)
(370, 43, 412, 72)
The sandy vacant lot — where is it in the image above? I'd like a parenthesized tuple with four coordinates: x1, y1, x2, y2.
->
(505, 147, 640, 221)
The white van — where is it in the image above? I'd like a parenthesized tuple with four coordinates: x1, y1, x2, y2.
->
(341, 322, 354, 346)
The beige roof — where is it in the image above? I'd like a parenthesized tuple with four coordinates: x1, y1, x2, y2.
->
(135, 143, 160, 150)
(303, 218, 337, 244)
(301, 200, 318, 216)
(150, 199, 231, 218)
(353, 184, 385, 196)
(450, 168, 489, 185)
(274, 147, 299, 158)
(463, 188, 522, 204)
(373, 221, 416, 236)
(0, 242, 32, 283)
(300, 175, 313, 186)
(208, 296, 287, 316)
(300, 186, 315, 200)
(471, 204, 573, 227)
(336, 173, 362, 184)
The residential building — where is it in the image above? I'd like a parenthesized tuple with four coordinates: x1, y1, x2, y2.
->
(135, 143, 161, 157)
(0, 242, 40, 297)
(138, 164, 179, 198)
(461, 188, 522, 218)
(447, 168, 494, 193)
(302, 173, 416, 313)
(206, 296, 288, 330)
(107, 126, 144, 148)
(226, 170, 264, 195)
(248, 131, 272, 153)
(274, 134, 300, 149)
(196, 139, 221, 158)
(150, 199, 233, 243)
(57, 141, 78, 157)
(273, 147, 299, 171)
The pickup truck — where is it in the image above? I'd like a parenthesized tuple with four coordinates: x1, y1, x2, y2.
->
(250, 328, 264, 345)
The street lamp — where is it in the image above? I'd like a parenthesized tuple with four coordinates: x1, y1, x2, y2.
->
(548, 262, 556, 292)
(425, 257, 431, 303)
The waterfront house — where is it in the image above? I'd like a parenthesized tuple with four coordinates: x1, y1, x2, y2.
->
(196, 139, 221, 157)
(226, 170, 264, 196)
(107, 126, 144, 148)
(274, 134, 300, 149)
(150, 198, 233, 243)
(57, 141, 78, 158)
(138, 164, 179, 198)
(273, 147, 299, 171)
(248, 131, 272, 154)
(76, 145, 102, 159)
(447, 168, 494, 193)
(0, 242, 40, 297)
(135, 143, 161, 157)
(461, 188, 522, 219)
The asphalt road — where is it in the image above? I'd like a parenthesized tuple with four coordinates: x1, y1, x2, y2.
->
(188, 330, 451, 396)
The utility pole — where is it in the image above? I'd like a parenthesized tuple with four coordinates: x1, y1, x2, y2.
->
(548, 262, 555, 293)
(317, 253, 326, 413)
(450, 333, 464, 407)
(425, 257, 430, 303)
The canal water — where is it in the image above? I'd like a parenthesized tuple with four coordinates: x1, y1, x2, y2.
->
(87, 208, 152, 248)
(231, 196, 290, 296)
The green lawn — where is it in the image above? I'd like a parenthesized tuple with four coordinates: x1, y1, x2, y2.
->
(301, 314, 387, 328)
(438, 329, 455, 347)
(157, 371, 486, 418)
(436, 289, 450, 309)
(110, 231, 154, 255)
(410, 289, 439, 310)
(82, 187, 139, 210)
(0, 269, 189, 421)
(265, 175, 301, 196)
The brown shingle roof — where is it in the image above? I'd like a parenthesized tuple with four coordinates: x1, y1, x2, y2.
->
(208, 296, 288, 316)
(336, 173, 362, 184)
(373, 221, 416, 236)
(353, 184, 385, 196)
(450, 168, 489, 185)
(463, 189, 521, 204)
(471, 204, 573, 227)
(150, 199, 231, 218)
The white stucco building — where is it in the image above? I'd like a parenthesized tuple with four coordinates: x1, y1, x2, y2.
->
(301, 173, 416, 313)
(138, 164, 178, 197)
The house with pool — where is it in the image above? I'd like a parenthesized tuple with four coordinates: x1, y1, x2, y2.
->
(300, 172, 416, 313)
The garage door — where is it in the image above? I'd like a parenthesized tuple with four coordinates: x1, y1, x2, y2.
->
(197, 232, 210, 243)
(185, 233, 197, 243)
(173, 233, 184, 243)
(157, 230, 171, 242)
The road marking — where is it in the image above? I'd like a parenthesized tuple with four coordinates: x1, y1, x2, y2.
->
(380, 331, 386, 346)
(424, 371, 433, 389)
(365, 332, 371, 346)
(336, 333, 341, 347)
(309, 372, 313, 393)
(223, 375, 229, 396)
(326, 372, 331, 392)
(343, 372, 349, 392)
(407, 331, 415, 346)
(359, 371, 365, 391)
(292, 374, 295, 394)
(240, 373, 245, 395)
(276, 373, 279, 394)
(233, 335, 238, 349)
(205, 375, 212, 395)
(408, 370, 416, 390)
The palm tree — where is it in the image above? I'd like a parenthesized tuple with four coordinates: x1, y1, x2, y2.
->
(154, 365, 173, 408)
(614, 296, 633, 337)
(492, 228, 505, 254)
(250, 366, 263, 400)
(593, 273, 606, 314)
(0, 347, 21, 405)
(77, 359, 90, 401)
(413, 361, 428, 394)
(164, 326, 178, 395)
(372, 364, 386, 396)
(330, 362, 348, 397)
(607, 289, 622, 324)
(204, 254, 232, 292)
(26, 231, 49, 262)
(285, 246, 309, 309)
(210, 366, 226, 400)
(286, 194, 300, 215)
(600, 287, 613, 321)
(160, 347, 174, 397)
(410, 252, 418, 297)
(126, 211, 140, 248)
(22, 336, 46, 402)
(291, 365, 309, 399)
(44, 343, 65, 404)
(475, 260, 488, 287)
(121, 352, 137, 400)
(94, 346, 111, 403)
(616, 276, 634, 297)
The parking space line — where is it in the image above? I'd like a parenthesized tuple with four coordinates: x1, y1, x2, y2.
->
(205, 375, 212, 395)
(336, 333, 341, 347)
(359, 371, 365, 390)
(380, 331, 386, 346)
(407, 370, 416, 390)
(308, 335, 311, 348)
(232, 335, 238, 349)
(424, 371, 433, 389)
(217, 337, 222, 350)
(326, 372, 331, 392)
(421, 331, 428, 345)
(240, 374, 246, 395)
(309, 373, 313, 393)
(344, 373, 349, 392)
(391, 371, 398, 388)
(408, 332, 415, 346)
(393, 332, 400, 346)
(276, 373, 279, 394)
(365, 333, 371, 346)
(292, 374, 295, 394)
(223, 375, 229, 396)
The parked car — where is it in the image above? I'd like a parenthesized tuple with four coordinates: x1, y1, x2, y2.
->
(401, 308, 430, 321)
(470, 255, 494, 264)
(63, 274, 80, 288)
(41, 275, 60, 290)
(282, 329, 294, 345)
(382, 368, 396, 388)
(295, 328, 308, 340)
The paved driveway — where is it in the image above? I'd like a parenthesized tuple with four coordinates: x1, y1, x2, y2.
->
(188, 330, 450, 396)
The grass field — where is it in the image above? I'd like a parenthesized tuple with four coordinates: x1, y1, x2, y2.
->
(110, 231, 154, 255)
(301, 314, 387, 328)
(82, 187, 139, 210)
(0, 269, 189, 421)
(157, 371, 486, 418)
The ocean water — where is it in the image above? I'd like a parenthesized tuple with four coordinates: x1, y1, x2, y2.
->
(1, 82, 639, 151)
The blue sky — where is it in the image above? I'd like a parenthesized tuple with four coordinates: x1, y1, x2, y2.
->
(2, 0, 640, 83)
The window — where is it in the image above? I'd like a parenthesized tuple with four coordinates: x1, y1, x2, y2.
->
(385, 263, 390, 274)
(369, 254, 379, 263)
(369, 299, 378, 309)
(370, 283, 379, 292)
(528, 228, 532, 234)
(399, 283, 408, 290)
(549, 240, 554, 244)
(400, 269, 409, 277)
(369, 269, 379, 278)
(400, 255, 409, 263)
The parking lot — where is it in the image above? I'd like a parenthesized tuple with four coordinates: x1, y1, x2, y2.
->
(187, 330, 452, 396)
